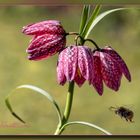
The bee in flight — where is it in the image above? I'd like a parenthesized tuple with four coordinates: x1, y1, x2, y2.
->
(109, 106, 134, 122)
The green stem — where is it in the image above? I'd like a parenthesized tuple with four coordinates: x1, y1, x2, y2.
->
(54, 81, 75, 135)
(65, 32, 79, 36)
(84, 38, 101, 50)
(63, 81, 75, 123)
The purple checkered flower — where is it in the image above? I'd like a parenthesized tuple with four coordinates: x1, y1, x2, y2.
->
(22, 20, 66, 60)
(57, 45, 93, 86)
(91, 46, 131, 95)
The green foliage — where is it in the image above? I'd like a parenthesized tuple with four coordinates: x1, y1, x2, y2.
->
(81, 7, 126, 39)
(5, 85, 62, 125)
(79, 5, 90, 35)
(60, 121, 111, 135)
(81, 5, 101, 38)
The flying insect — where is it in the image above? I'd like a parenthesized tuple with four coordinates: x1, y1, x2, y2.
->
(109, 106, 134, 122)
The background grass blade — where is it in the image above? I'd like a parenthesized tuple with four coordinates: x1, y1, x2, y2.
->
(79, 5, 90, 35)
(61, 121, 112, 135)
(5, 84, 62, 124)
(83, 8, 125, 39)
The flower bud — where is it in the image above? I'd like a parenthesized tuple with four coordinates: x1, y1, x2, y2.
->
(22, 20, 65, 35)
(22, 20, 66, 60)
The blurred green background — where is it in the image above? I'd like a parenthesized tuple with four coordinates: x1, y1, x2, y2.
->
(0, 5, 140, 135)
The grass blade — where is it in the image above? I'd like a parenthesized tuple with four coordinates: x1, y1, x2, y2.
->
(81, 5, 101, 38)
(5, 98, 25, 123)
(84, 7, 125, 39)
(79, 5, 90, 35)
(61, 121, 112, 135)
(5, 84, 62, 124)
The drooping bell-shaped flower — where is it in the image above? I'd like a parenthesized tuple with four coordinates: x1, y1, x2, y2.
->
(57, 45, 93, 87)
(22, 20, 66, 60)
(92, 46, 131, 95)
(103, 46, 131, 81)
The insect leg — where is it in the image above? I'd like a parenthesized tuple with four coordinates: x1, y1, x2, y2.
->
(109, 106, 117, 111)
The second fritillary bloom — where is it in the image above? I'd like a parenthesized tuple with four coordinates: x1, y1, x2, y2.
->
(91, 46, 131, 95)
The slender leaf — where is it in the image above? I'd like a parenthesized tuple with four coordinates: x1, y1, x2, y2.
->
(5, 98, 25, 123)
(81, 5, 101, 38)
(83, 8, 125, 39)
(5, 85, 62, 124)
(61, 121, 112, 135)
(79, 5, 90, 35)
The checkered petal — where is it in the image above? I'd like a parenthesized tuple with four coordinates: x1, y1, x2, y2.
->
(27, 34, 66, 60)
(100, 52, 122, 91)
(92, 51, 103, 95)
(74, 70, 86, 87)
(103, 46, 131, 82)
(57, 51, 66, 85)
(22, 20, 65, 35)
(63, 46, 78, 81)
(78, 46, 93, 83)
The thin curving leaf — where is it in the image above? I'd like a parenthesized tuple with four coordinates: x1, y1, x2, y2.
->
(5, 84, 62, 124)
(83, 7, 126, 39)
(81, 5, 101, 38)
(79, 5, 90, 35)
(60, 121, 112, 135)
(5, 98, 25, 123)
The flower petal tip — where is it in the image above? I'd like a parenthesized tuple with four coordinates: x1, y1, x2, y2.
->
(98, 91, 103, 96)
(127, 75, 131, 82)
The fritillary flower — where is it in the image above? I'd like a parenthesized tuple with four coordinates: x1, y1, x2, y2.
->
(57, 45, 93, 86)
(22, 20, 66, 60)
(92, 46, 131, 95)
